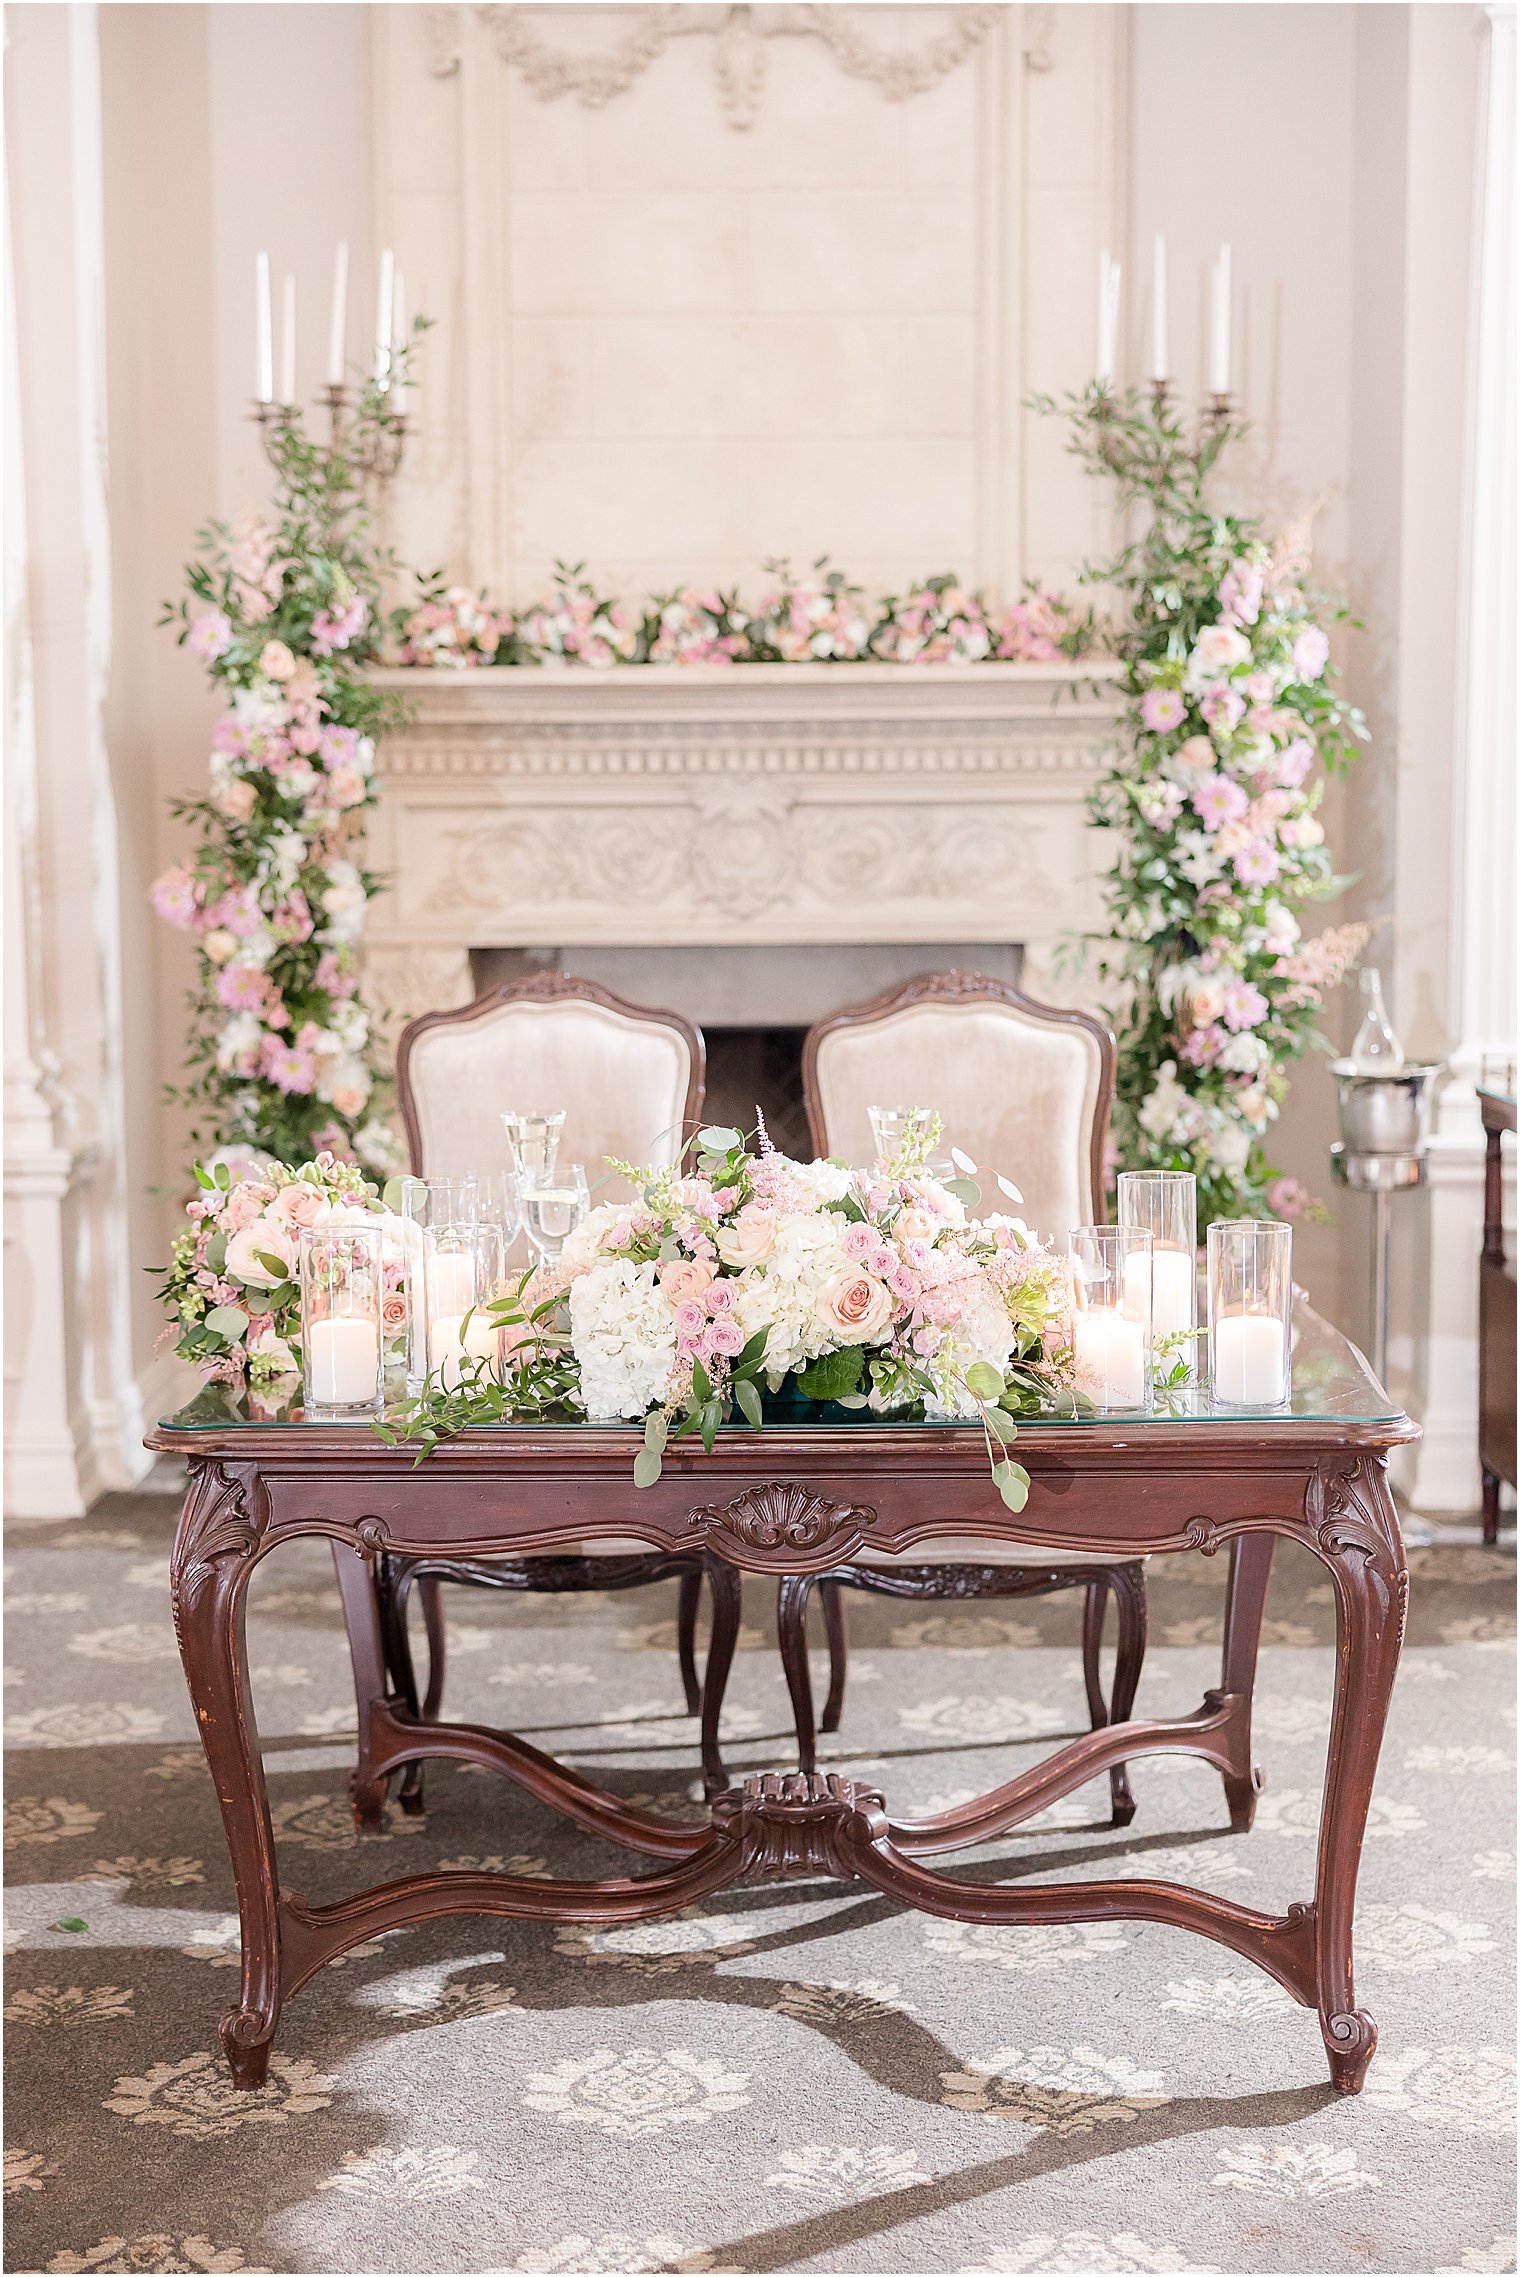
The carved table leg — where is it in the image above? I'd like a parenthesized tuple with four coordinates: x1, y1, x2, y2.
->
(1219, 1532, 1275, 1831)
(332, 1542, 396, 1834)
(373, 1557, 427, 1817)
(820, 1579, 848, 1734)
(1309, 1463, 1408, 2092)
(676, 1569, 704, 1716)
(777, 1573, 819, 1774)
(170, 1463, 281, 2089)
(699, 1558, 740, 1796)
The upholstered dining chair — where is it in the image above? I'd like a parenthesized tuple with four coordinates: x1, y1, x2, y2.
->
(785, 968, 1148, 1823)
(374, 972, 738, 1802)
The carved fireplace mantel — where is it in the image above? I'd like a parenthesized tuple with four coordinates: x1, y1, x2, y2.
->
(363, 662, 1124, 1028)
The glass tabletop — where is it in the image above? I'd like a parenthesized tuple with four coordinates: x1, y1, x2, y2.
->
(159, 1299, 1401, 1433)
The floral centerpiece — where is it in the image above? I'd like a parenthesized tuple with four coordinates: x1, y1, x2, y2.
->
(387, 1121, 1080, 1508)
(151, 374, 421, 1174)
(156, 1152, 409, 1385)
(1037, 390, 1369, 1221)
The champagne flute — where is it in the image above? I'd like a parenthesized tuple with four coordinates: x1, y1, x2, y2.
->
(521, 1164, 590, 1265)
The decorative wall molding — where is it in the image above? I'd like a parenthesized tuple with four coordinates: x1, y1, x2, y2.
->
(430, 4, 1000, 128)
(363, 663, 1121, 1027)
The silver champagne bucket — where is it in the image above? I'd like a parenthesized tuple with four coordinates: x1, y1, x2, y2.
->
(1330, 1060, 1441, 1158)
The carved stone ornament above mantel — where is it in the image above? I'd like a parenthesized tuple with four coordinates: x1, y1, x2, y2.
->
(362, 661, 1123, 1031)
(428, 4, 1011, 128)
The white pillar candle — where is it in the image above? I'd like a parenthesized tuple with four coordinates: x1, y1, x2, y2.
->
(279, 272, 296, 404)
(306, 1316, 379, 1406)
(1213, 1310, 1287, 1404)
(374, 247, 394, 384)
(1074, 1308, 1146, 1407)
(427, 1250, 476, 1318)
(326, 240, 349, 387)
(1125, 1245, 1194, 1337)
(254, 251, 273, 402)
(1150, 232, 1168, 382)
(1209, 242, 1232, 395)
(429, 1309, 497, 1388)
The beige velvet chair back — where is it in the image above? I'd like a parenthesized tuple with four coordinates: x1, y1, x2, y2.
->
(802, 971, 1115, 1242)
(397, 974, 705, 1191)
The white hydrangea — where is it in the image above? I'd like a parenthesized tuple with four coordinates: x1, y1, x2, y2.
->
(215, 1011, 262, 1072)
(788, 1158, 855, 1206)
(924, 1291, 1017, 1420)
(568, 1259, 678, 1420)
(1216, 1030, 1270, 1076)
(732, 1212, 854, 1385)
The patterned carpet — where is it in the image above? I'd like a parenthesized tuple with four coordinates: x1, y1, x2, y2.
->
(3, 1482, 1515, 2277)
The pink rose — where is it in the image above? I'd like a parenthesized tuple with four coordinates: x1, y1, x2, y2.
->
(675, 1300, 708, 1339)
(326, 765, 367, 809)
(1174, 735, 1216, 773)
(814, 1268, 894, 1345)
(217, 779, 258, 822)
(709, 1318, 744, 1358)
(330, 1086, 369, 1118)
(715, 1206, 777, 1270)
(259, 639, 296, 681)
(705, 1280, 736, 1315)
(660, 1257, 715, 1308)
(270, 1180, 327, 1229)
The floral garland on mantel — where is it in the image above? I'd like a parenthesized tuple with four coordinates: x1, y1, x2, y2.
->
(1040, 389, 1369, 1223)
(395, 561, 1091, 671)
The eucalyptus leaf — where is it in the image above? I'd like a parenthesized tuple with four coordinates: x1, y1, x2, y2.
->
(644, 1410, 669, 1453)
(965, 1361, 1005, 1401)
(981, 1405, 1018, 1443)
(992, 1459, 1031, 1513)
(943, 1177, 981, 1208)
(632, 1446, 663, 1490)
(697, 1126, 741, 1153)
(203, 1234, 228, 1275)
(203, 1305, 249, 1340)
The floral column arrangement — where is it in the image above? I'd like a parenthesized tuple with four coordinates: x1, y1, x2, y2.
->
(152, 391, 413, 1176)
(1042, 391, 1369, 1222)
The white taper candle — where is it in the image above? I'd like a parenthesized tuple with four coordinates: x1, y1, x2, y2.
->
(255, 251, 273, 402)
(1209, 242, 1232, 395)
(326, 240, 349, 387)
(374, 247, 394, 385)
(1150, 233, 1168, 382)
(279, 273, 295, 404)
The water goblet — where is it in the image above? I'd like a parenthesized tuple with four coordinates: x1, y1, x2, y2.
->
(521, 1164, 590, 1266)
(501, 1110, 566, 1187)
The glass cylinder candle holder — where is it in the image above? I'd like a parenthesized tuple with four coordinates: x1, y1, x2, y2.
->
(400, 1177, 478, 1393)
(867, 1105, 935, 1166)
(500, 1110, 565, 1187)
(1117, 1170, 1198, 1376)
(1208, 1220, 1293, 1408)
(1069, 1225, 1153, 1412)
(422, 1226, 498, 1391)
(301, 1224, 384, 1419)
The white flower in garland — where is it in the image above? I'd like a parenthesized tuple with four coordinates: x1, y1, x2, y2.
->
(568, 1260, 679, 1421)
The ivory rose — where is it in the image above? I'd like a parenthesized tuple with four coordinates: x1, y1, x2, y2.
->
(814, 1267, 894, 1345)
(216, 779, 258, 823)
(659, 1257, 715, 1308)
(269, 1180, 328, 1230)
(1186, 624, 1252, 681)
(895, 1207, 939, 1244)
(259, 639, 296, 681)
(225, 1220, 296, 1288)
(715, 1206, 778, 1269)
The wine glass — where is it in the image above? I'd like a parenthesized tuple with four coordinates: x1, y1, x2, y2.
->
(868, 1104, 934, 1167)
(521, 1164, 590, 1266)
(475, 1170, 522, 1252)
(501, 1110, 566, 1186)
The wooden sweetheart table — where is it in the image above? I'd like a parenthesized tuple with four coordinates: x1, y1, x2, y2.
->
(148, 1302, 1416, 2097)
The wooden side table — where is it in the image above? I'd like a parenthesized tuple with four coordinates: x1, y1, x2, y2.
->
(1479, 1087, 1516, 1544)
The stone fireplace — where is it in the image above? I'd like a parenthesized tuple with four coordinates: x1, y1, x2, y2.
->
(365, 661, 1124, 1139)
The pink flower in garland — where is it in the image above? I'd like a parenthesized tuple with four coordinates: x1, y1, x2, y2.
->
(214, 964, 269, 1013)
(1265, 1175, 1310, 1220)
(1180, 1024, 1225, 1067)
(259, 1033, 317, 1094)
(1290, 625, 1330, 682)
(149, 865, 203, 929)
(1218, 559, 1264, 628)
(314, 949, 358, 1000)
(1201, 683, 1247, 735)
(270, 892, 314, 944)
(1233, 839, 1282, 887)
(1221, 978, 1271, 1032)
(187, 610, 233, 661)
(1140, 687, 1185, 733)
(1191, 773, 1249, 831)
(1275, 736, 1315, 788)
(310, 593, 367, 656)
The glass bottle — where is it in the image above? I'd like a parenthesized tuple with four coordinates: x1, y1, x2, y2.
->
(1349, 969, 1404, 1072)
